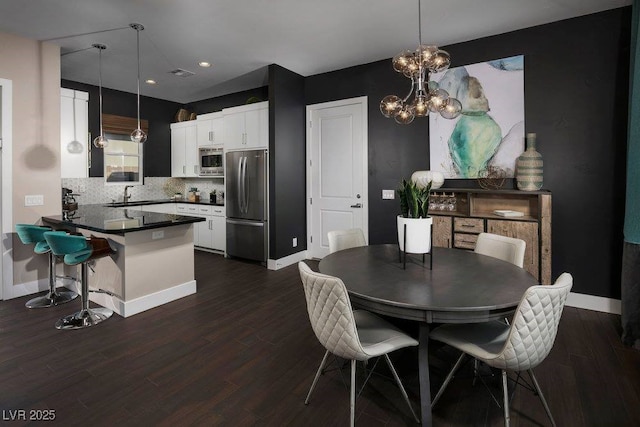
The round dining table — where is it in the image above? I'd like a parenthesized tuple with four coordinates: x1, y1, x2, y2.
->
(318, 244, 538, 427)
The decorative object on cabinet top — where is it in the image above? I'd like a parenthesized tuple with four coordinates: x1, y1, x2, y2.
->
(175, 108, 195, 122)
(516, 132, 544, 191)
(411, 170, 444, 189)
(477, 166, 507, 190)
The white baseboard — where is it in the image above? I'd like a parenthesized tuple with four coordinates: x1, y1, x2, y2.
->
(567, 292, 621, 314)
(3, 276, 76, 300)
(89, 280, 197, 318)
(267, 250, 308, 270)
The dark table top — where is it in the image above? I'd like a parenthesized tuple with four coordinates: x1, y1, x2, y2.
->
(318, 244, 538, 323)
(43, 204, 205, 235)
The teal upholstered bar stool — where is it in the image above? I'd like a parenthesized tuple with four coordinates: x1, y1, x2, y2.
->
(43, 231, 115, 330)
(15, 224, 78, 308)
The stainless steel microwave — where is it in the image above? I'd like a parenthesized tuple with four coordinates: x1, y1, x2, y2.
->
(199, 147, 224, 176)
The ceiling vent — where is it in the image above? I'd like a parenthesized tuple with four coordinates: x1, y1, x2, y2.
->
(169, 68, 196, 78)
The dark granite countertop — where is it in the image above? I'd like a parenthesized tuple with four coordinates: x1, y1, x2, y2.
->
(43, 204, 205, 235)
(102, 199, 225, 208)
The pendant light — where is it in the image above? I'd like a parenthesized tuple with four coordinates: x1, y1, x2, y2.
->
(130, 23, 147, 143)
(92, 43, 108, 148)
(380, 0, 462, 124)
(66, 89, 84, 153)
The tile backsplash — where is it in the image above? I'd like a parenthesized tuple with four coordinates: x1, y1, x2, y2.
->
(62, 177, 225, 205)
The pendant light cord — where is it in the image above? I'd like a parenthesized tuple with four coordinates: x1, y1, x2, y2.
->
(418, 0, 422, 47)
(98, 47, 104, 136)
(136, 27, 141, 130)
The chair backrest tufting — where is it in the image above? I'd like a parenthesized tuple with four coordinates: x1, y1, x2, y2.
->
(475, 232, 526, 268)
(327, 228, 366, 254)
(298, 262, 368, 360)
(495, 273, 573, 371)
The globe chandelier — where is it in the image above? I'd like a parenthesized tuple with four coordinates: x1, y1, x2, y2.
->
(380, 0, 462, 124)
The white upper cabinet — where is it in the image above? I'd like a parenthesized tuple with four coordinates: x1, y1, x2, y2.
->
(196, 112, 224, 147)
(170, 121, 198, 177)
(223, 101, 268, 151)
(60, 88, 89, 178)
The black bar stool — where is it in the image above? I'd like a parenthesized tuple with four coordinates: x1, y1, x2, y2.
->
(43, 231, 115, 330)
(15, 224, 78, 308)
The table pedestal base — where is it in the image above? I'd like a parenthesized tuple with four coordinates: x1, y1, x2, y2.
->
(419, 323, 432, 426)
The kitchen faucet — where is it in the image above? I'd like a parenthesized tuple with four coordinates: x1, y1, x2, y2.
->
(123, 185, 133, 204)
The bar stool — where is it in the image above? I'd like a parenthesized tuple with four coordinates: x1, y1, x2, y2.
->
(15, 224, 78, 308)
(43, 231, 115, 330)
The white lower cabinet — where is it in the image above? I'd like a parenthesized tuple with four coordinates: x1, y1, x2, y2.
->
(210, 206, 226, 252)
(176, 204, 225, 252)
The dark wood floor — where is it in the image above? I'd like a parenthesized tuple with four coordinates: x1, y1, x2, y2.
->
(1, 251, 639, 426)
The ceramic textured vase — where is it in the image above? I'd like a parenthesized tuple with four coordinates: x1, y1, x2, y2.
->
(411, 170, 445, 189)
(516, 133, 543, 191)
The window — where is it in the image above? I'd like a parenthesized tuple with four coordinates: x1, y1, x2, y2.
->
(104, 133, 143, 185)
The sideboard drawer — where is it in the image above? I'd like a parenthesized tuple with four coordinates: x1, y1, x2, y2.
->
(454, 233, 478, 249)
(454, 217, 484, 233)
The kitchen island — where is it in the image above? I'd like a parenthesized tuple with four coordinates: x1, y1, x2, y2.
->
(42, 204, 205, 317)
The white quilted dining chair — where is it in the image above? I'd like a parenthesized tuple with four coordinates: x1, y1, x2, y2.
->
(298, 262, 419, 426)
(474, 232, 526, 268)
(429, 272, 573, 427)
(327, 228, 367, 254)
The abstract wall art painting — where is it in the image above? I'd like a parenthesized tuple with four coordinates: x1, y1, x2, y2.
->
(429, 55, 525, 179)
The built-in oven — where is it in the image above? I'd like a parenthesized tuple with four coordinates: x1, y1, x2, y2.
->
(199, 147, 224, 177)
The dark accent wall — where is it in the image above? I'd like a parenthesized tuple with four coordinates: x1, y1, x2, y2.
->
(61, 79, 180, 177)
(268, 64, 307, 259)
(305, 7, 631, 299)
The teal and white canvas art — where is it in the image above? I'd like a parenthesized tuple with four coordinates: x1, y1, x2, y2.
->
(429, 55, 524, 178)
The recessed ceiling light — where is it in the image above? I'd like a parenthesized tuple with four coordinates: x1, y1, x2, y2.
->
(145, 79, 157, 85)
(198, 61, 211, 68)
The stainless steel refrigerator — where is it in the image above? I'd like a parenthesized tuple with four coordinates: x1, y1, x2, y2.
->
(225, 149, 268, 262)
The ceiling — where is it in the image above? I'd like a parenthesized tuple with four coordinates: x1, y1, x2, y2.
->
(0, 0, 631, 104)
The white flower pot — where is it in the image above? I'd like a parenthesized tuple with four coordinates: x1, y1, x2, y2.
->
(397, 215, 433, 254)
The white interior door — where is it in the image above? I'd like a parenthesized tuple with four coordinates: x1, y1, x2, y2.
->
(307, 96, 368, 259)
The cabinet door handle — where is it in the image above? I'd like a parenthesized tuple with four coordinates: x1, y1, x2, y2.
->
(209, 131, 213, 141)
(209, 219, 212, 230)
(350, 203, 362, 208)
(183, 165, 185, 174)
(194, 165, 198, 174)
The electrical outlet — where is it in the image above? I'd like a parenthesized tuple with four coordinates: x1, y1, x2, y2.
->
(152, 230, 164, 240)
(293, 237, 298, 247)
(25, 195, 44, 206)
(382, 190, 395, 200)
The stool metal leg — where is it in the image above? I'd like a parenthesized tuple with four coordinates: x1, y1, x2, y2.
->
(25, 252, 78, 308)
(55, 262, 112, 330)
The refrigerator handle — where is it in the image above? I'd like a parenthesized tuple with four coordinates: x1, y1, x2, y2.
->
(243, 156, 249, 214)
(226, 219, 264, 227)
(237, 155, 243, 214)
(240, 156, 247, 214)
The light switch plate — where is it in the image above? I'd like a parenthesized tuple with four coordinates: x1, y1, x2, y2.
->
(25, 195, 44, 206)
(382, 190, 395, 200)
